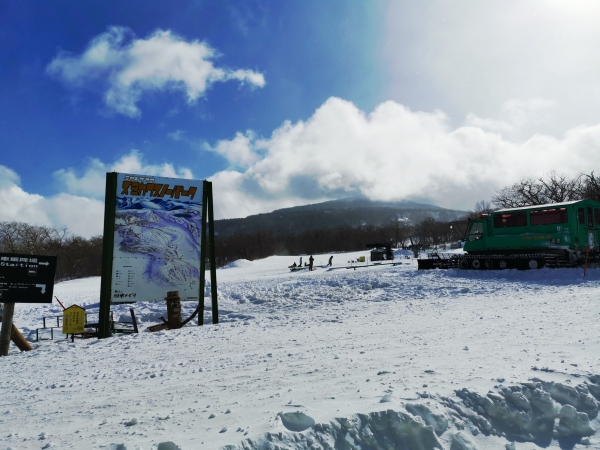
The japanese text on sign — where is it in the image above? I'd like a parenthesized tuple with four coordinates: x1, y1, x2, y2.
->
(63, 306, 86, 334)
(121, 181, 197, 200)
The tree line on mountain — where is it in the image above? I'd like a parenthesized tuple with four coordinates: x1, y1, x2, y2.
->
(213, 217, 459, 268)
(1, 170, 599, 277)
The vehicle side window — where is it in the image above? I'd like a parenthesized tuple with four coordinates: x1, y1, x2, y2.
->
(595, 208, 600, 225)
(530, 208, 568, 226)
(468, 222, 483, 241)
(578, 208, 585, 224)
(493, 212, 527, 228)
(588, 207, 594, 229)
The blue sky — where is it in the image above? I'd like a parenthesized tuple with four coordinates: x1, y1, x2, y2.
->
(1, 1, 384, 189)
(2, 1, 600, 236)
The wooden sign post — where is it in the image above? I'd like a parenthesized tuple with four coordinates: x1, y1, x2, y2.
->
(0, 302, 15, 356)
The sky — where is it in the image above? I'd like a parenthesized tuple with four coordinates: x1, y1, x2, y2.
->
(2, 0, 600, 237)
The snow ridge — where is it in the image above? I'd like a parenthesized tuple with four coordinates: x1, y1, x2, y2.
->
(227, 376, 600, 449)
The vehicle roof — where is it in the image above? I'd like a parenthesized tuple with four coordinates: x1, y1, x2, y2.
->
(494, 200, 583, 213)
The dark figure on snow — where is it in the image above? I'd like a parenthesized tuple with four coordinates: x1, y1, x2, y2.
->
(309, 255, 314, 271)
(299, 256, 303, 266)
(291, 262, 297, 268)
(328, 255, 333, 267)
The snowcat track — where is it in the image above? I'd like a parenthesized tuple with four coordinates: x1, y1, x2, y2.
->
(418, 253, 579, 270)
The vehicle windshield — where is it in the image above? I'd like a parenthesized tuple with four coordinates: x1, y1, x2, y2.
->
(468, 222, 483, 241)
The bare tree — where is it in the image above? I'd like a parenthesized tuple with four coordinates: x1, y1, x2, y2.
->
(0, 222, 103, 280)
(581, 171, 600, 202)
(474, 200, 495, 214)
(388, 219, 411, 248)
(0, 222, 20, 252)
(461, 200, 496, 220)
(492, 172, 584, 208)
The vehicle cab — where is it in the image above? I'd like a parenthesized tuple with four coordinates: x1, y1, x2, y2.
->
(463, 216, 489, 254)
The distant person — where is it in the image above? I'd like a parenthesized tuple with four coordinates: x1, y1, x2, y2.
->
(299, 256, 303, 266)
(309, 255, 314, 271)
(291, 262, 297, 268)
(328, 255, 333, 266)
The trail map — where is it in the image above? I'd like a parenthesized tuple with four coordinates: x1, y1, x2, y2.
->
(111, 173, 203, 303)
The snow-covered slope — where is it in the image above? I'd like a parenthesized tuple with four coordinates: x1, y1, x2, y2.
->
(1, 251, 599, 449)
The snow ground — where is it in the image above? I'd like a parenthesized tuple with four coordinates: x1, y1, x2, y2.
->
(1, 250, 599, 450)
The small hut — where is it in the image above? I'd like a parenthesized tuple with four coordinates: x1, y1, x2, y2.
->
(366, 243, 394, 261)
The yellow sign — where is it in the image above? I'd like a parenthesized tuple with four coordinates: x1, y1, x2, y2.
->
(62, 305, 86, 334)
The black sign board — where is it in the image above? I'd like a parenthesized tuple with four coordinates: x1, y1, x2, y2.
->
(0, 253, 57, 303)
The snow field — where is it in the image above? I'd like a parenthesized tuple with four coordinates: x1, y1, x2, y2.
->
(0, 251, 599, 449)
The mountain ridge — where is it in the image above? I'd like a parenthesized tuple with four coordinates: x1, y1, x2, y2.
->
(214, 197, 467, 236)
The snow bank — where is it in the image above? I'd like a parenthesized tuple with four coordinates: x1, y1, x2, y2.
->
(394, 248, 413, 258)
(227, 375, 600, 449)
(223, 259, 254, 269)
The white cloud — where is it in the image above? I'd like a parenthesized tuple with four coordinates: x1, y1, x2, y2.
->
(0, 169, 50, 227)
(47, 27, 265, 117)
(384, 1, 600, 136)
(464, 113, 513, 134)
(110, 151, 194, 180)
(0, 165, 101, 237)
(208, 97, 600, 218)
(500, 98, 557, 130)
(464, 98, 557, 138)
(0, 165, 21, 189)
(54, 151, 194, 198)
(167, 130, 185, 141)
(43, 194, 105, 237)
(206, 131, 260, 167)
(209, 170, 313, 220)
(53, 159, 108, 198)
(0, 154, 196, 238)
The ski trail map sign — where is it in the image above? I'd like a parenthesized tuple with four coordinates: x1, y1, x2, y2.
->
(112, 173, 202, 303)
(98, 172, 218, 338)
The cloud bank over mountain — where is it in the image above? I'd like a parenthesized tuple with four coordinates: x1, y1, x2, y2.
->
(3, 97, 600, 236)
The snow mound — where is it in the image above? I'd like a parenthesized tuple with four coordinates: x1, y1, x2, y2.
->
(157, 442, 182, 450)
(450, 431, 477, 450)
(405, 402, 449, 436)
(278, 411, 315, 432)
(223, 259, 254, 269)
(557, 404, 594, 437)
(228, 409, 443, 449)
(227, 375, 600, 449)
(446, 375, 600, 442)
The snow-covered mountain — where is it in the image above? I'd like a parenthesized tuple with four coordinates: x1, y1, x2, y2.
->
(215, 197, 468, 237)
